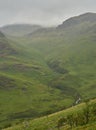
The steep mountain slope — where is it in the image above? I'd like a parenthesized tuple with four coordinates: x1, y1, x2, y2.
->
(25, 13, 96, 99)
(0, 24, 41, 36)
(58, 12, 96, 29)
(0, 13, 96, 129)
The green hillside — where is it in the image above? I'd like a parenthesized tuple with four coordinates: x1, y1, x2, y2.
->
(0, 13, 96, 129)
(0, 31, 74, 129)
(3, 99, 96, 130)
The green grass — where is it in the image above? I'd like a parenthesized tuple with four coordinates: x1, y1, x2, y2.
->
(3, 99, 96, 130)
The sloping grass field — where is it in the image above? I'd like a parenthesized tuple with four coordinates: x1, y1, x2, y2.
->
(4, 99, 96, 130)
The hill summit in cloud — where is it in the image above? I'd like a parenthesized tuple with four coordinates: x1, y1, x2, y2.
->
(58, 12, 96, 29)
(0, 24, 42, 36)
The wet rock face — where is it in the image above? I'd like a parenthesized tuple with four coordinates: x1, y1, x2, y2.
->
(0, 37, 17, 56)
(0, 76, 16, 90)
(0, 31, 5, 38)
(0, 41, 17, 56)
(47, 60, 68, 74)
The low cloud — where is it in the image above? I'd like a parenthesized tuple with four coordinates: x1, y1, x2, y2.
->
(0, 0, 96, 26)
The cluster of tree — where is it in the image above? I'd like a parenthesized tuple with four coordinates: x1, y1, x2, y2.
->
(57, 101, 96, 129)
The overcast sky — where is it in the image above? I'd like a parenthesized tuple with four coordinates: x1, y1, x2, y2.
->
(0, 0, 96, 27)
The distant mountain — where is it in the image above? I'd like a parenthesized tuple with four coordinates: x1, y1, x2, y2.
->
(27, 12, 96, 38)
(27, 27, 56, 37)
(58, 12, 96, 29)
(0, 24, 42, 36)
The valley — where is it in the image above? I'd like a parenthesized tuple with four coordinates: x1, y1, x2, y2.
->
(0, 13, 96, 129)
